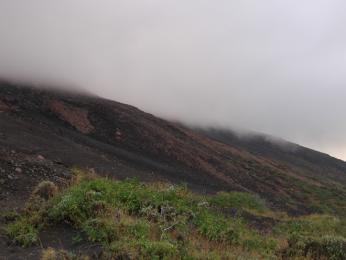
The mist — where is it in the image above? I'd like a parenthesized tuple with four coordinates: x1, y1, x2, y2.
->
(1, 0, 346, 159)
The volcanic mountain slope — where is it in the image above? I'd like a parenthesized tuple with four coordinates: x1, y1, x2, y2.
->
(0, 81, 345, 216)
(195, 128, 346, 187)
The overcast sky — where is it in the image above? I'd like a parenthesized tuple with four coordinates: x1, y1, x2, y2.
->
(1, 0, 346, 159)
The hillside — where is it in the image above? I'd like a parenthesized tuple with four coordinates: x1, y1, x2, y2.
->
(196, 128, 346, 187)
(0, 81, 346, 259)
(0, 81, 345, 216)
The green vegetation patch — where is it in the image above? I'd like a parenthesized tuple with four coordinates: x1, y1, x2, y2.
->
(209, 191, 267, 212)
(285, 235, 346, 259)
(5, 170, 346, 259)
(277, 214, 346, 259)
(277, 214, 346, 238)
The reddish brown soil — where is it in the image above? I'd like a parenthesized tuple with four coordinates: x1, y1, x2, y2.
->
(50, 100, 95, 134)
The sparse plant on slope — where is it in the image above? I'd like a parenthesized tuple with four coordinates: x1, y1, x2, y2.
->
(41, 247, 89, 260)
(284, 234, 346, 259)
(209, 191, 267, 213)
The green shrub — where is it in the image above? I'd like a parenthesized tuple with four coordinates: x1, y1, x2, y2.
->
(82, 218, 118, 243)
(121, 219, 150, 240)
(109, 239, 179, 259)
(209, 191, 267, 212)
(193, 210, 240, 242)
(41, 247, 89, 260)
(5, 177, 278, 257)
(278, 214, 345, 237)
(6, 175, 318, 258)
(286, 234, 346, 259)
(6, 217, 40, 247)
(139, 240, 179, 259)
(6, 181, 53, 247)
(242, 234, 278, 255)
(307, 236, 346, 259)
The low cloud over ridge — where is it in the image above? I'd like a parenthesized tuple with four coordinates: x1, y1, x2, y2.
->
(1, 0, 346, 159)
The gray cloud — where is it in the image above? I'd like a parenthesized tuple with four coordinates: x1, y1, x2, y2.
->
(1, 0, 346, 159)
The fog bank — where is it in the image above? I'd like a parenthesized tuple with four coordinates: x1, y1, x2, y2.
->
(1, 0, 346, 159)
